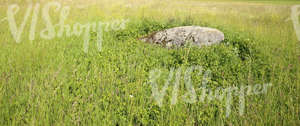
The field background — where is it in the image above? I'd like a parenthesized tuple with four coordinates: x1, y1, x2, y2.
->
(0, 0, 299, 125)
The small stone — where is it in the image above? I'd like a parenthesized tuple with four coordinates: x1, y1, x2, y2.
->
(139, 26, 224, 48)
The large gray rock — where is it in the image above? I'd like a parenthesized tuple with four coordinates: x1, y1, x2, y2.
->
(139, 26, 224, 48)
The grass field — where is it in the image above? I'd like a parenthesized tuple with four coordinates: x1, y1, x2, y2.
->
(0, 0, 299, 125)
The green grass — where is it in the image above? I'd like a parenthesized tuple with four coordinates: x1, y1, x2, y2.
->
(0, 0, 299, 125)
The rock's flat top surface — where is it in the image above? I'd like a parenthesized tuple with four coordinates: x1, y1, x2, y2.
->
(139, 26, 225, 48)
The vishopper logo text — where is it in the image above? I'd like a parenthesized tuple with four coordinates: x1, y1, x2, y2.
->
(1, 2, 129, 53)
(149, 66, 272, 117)
(291, 5, 300, 41)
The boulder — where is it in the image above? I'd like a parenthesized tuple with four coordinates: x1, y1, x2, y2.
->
(139, 26, 224, 48)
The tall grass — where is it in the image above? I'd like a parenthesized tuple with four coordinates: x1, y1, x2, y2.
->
(0, 0, 299, 125)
